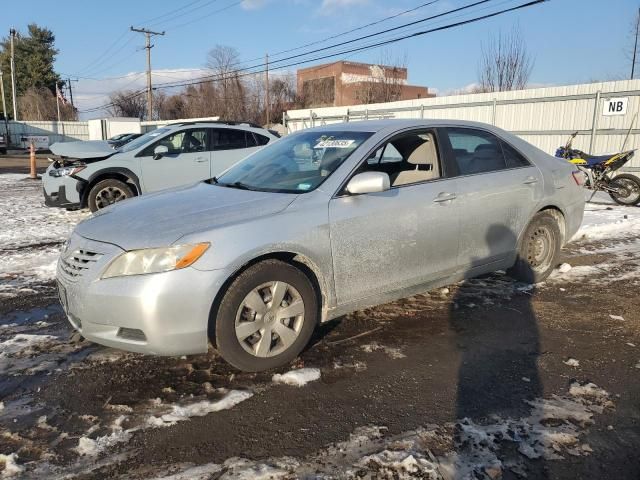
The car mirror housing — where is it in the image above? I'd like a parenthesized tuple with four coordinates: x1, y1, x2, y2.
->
(346, 172, 390, 195)
(153, 145, 169, 160)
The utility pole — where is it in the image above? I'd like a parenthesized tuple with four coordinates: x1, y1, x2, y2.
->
(130, 26, 164, 120)
(0, 70, 7, 120)
(66, 77, 79, 108)
(265, 53, 270, 126)
(9, 28, 18, 120)
(633, 8, 640, 79)
(0, 69, 9, 146)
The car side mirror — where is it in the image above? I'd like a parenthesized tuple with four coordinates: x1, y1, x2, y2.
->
(153, 145, 169, 160)
(346, 172, 390, 195)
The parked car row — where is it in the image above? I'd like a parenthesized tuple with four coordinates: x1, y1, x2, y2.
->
(55, 119, 585, 371)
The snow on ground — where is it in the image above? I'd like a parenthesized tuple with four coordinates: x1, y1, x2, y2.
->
(150, 382, 612, 480)
(0, 452, 24, 478)
(272, 368, 321, 387)
(0, 174, 88, 297)
(0, 174, 87, 249)
(146, 390, 253, 427)
(360, 342, 407, 359)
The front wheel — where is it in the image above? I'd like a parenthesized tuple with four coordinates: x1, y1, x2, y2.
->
(608, 174, 640, 206)
(507, 211, 561, 283)
(87, 178, 134, 212)
(214, 260, 318, 372)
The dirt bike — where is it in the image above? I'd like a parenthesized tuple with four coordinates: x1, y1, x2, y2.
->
(555, 132, 640, 206)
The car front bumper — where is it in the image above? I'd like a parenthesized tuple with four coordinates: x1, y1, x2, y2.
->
(57, 233, 231, 356)
(42, 165, 84, 208)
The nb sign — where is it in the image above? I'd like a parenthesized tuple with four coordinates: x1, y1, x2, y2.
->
(602, 97, 628, 116)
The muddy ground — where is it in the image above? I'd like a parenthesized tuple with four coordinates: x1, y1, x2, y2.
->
(0, 173, 639, 479)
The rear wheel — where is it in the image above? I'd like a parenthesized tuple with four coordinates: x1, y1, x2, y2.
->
(608, 174, 640, 206)
(214, 260, 318, 372)
(507, 211, 561, 283)
(87, 178, 133, 212)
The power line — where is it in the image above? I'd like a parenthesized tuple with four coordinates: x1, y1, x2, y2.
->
(80, 0, 545, 113)
(153, 0, 497, 90)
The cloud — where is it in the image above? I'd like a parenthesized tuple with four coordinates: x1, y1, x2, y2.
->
(317, 0, 370, 16)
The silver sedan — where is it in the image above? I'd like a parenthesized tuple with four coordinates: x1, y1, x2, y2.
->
(57, 120, 585, 371)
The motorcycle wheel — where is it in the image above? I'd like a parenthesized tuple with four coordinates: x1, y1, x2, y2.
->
(608, 174, 640, 206)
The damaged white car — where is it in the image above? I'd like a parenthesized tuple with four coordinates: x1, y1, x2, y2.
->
(43, 121, 277, 211)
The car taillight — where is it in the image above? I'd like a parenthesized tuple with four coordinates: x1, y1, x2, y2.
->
(572, 171, 586, 186)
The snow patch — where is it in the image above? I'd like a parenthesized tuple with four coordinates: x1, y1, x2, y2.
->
(557, 263, 572, 273)
(361, 342, 407, 359)
(272, 368, 321, 387)
(147, 390, 253, 427)
(609, 314, 625, 321)
(0, 453, 23, 478)
(563, 358, 580, 367)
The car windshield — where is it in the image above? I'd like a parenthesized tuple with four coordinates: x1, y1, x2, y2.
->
(118, 128, 172, 153)
(216, 130, 372, 193)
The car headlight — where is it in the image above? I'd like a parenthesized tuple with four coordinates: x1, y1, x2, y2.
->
(50, 165, 86, 177)
(102, 243, 210, 279)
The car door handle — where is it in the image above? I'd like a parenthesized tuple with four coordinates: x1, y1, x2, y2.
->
(523, 176, 539, 185)
(433, 192, 457, 203)
(194, 157, 208, 163)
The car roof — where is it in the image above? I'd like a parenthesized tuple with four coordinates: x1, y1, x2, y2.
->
(299, 118, 508, 133)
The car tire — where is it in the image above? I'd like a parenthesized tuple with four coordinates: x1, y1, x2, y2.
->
(507, 211, 561, 284)
(87, 178, 134, 212)
(608, 174, 640, 206)
(214, 259, 318, 372)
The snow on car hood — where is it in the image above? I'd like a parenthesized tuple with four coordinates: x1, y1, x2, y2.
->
(74, 182, 298, 250)
(50, 140, 116, 159)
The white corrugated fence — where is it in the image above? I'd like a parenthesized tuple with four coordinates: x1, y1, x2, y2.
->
(285, 79, 640, 171)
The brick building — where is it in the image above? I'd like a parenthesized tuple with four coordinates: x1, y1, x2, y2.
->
(297, 61, 434, 108)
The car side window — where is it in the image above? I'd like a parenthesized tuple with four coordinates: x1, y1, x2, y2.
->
(213, 129, 248, 150)
(357, 131, 441, 188)
(445, 128, 506, 175)
(140, 129, 208, 157)
(501, 141, 531, 168)
(254, 133, 270, 146)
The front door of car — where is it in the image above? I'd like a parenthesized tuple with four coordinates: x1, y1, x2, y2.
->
(440, 127, 544, 271)
(328, 130, 460, 306)
(139, 128, 212, 192)
(211, 128, 262, 176)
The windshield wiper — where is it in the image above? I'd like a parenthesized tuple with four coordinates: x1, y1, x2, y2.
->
(219, 181, 255, 191)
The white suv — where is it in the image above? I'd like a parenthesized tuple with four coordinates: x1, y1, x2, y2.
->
(43, 121, 278, 211)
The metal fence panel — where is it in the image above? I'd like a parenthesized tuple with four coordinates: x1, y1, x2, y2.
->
(285, 79, 640, 171)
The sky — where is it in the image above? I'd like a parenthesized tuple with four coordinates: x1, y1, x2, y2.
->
(2, 0, 638, 119)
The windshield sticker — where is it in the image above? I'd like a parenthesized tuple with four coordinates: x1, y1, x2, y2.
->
(297, 183, 312, 190)
(314, 139, 355, 149)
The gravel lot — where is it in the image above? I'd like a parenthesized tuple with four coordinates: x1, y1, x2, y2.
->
(0, 173, 639, 479)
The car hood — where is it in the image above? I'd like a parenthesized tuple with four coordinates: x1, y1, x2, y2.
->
(74, 182, 298, 250)
(50, 140, 115, 159)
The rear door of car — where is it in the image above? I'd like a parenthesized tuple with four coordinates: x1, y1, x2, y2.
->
(328, 128, 461, 305)
(138, 128, 212, 192)
(438, 127, 544, 271)
(211, 128, 263, 175)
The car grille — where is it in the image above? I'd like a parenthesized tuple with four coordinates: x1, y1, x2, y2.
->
(59, 249, 103, 280)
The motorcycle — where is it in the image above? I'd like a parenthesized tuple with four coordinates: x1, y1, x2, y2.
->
(555, 132, 640, 206)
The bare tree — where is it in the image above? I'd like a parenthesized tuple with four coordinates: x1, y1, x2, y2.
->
(206, 45, 247, 120)
(477, 26, 533, 93)
(19, 87, 76, 120)
(355, 51, 408, 104)
(107, 90, 146, 118)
